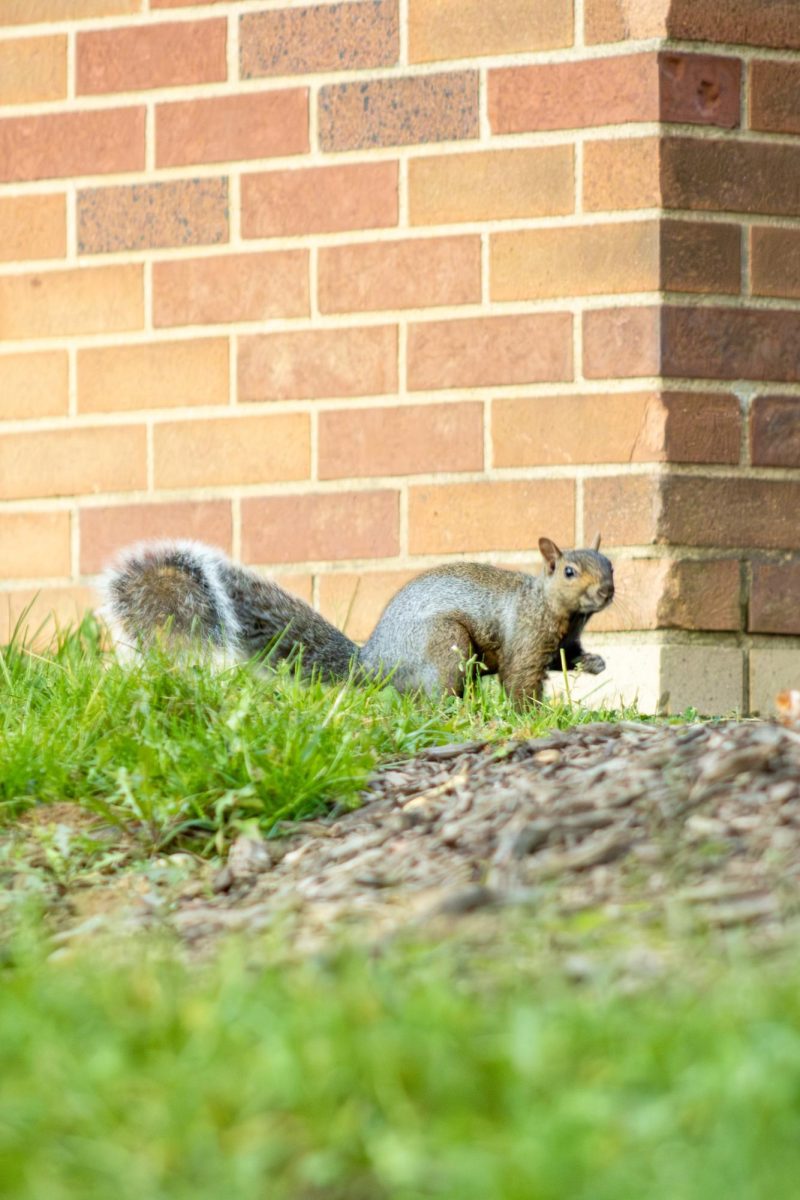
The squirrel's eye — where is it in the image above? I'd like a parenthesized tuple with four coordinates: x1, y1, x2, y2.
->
(564, 565, 577, 579)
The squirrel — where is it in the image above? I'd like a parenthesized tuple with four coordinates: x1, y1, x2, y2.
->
(100, 535, 614, 707)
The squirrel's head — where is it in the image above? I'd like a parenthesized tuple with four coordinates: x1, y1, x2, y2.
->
(538, 535, 615, 614)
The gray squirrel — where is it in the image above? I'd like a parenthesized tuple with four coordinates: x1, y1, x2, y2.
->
(100, 536, 614, 707)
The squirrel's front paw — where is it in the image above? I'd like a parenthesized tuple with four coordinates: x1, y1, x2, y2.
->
(578, 653, 605, 675)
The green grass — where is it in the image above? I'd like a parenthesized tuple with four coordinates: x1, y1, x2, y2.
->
(2, 928, 800, 1200)
(0, 617, 640, 854)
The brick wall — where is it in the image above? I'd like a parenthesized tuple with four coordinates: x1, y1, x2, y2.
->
(1, 0, 798, 714)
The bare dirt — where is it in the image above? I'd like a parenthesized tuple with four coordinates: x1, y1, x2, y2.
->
(10, 718, 800, 962)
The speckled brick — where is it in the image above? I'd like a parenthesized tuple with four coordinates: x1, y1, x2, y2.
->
(156, 90, 308, 168)
(750, 396, 800, 468)
(319, 72, 478, 151)
(241, 1, 398, 77)
(0, 108, 144, 183)
(78, 179, 228, 254)
(77, 20, 226, 94)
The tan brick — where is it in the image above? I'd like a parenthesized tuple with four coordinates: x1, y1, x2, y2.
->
(489, 54, 658, 134)
(751, 228, 800, 300)
(0, 425, 146, 501)
(80, 501, 232, 575)
(667, 0, 800, 51)
(0, 265, 143, 339)
(583, 475, 661, 546)
(78, 339, 228, 414)
(586, 557, 669, 632)
(409, 146, 574, 225)
(582, 307, 660, 379)
(152, 0, 226, 5)
(409, 480, 574, 556)
(78, 179, 228, 255)
(242, 162, 398, 239)
(77, 20, 226, 94)
(153, 251, 308, 328)
(661, 219, 741, 295)
(0, 352, 68, 421)
(660, 476, 800, 550)
(240, 1, 397, 77)
(319, 72, 478, 151)
(590, 557, 741, 633)
(662, 137, 800, 218)
(659, 52, 741, 129)
(0, 587, 96, 648)
(583, 136, 660, 212)
(410, 0, 572, 62)
(272, 574, 313, 606)
(319, 402, 483, 480)
(750, 61, 800, 135)
(750, 647, 800, 718)
(493, 393, 666, 467)
(318, 570, 417, 642)
(585, 0, 670, 43)
(0, 108, 144, 183)
(157, 90, 308, 169)
(0, 512, 71, 580)
(0, 36, 66, 106)
(750, 562, 800, 635)
(661, 306, 800, 383)
(242, 491, 399, 564)
(153, 414, 309, 490)
(319, 236, 481, 313)
(1, 1, 139, 21)
(408, 313, 572, 391)
(238, 327, 397, 402)
(0, 194, 65, 263)
(491, 222, 659, 302)
(750, 396, 800, 468)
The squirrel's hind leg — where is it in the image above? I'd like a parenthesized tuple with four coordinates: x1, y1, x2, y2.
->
(407, 616, 473, 697)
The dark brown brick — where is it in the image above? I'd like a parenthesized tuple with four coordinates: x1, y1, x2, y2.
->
(408, 313, 572, 391)
(750, 60, 800, 135)
(659, 52, 741, 129)
(750, 561, 800, 635)
(660, 476, 800, 549)
(658, 559, 742, 631)
(78, 179, 228, 254)
(77, 20, 226, 94)
(242, 491, 399, 564)
(661, 137, 800, 218)
(582, 307, 661, 379)
(156, 90, 308, 168)
(667, 0, 800, 51)
(0, 108, 144, 183)
(319, 72, 478, 151)
(242, 162, 398, 238)
(662, 392, 741, 465)
(240, 1, 398, 77)
(751, 227, 800, 299)
(660, 219, 741, 295)
(662, 307, 800, 383)
(750, 396, 800, 468)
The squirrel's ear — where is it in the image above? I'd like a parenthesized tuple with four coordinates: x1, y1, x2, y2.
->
(538, 537, 562, 572)
(592, 532, 602, 551)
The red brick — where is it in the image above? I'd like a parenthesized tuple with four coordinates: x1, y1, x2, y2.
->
(750, 396, 800, 468)
(751, 228, 800, 299)
(319, 236, 481, 313)
(77, 20, 226, 94)
(80, 501, 233, 575)
(583, 475, 662, 546)
(667, 1, 800, 51)
(750, 562, 800, 635)
(0, 194, 65, 262)
(153, 251, 308, 327)
(154, 414, 310, 489)
(661, 137, 800, 218)
(0, 512, 71, 580)
(409, 480, 574, 555)
(0, 265, 143, 339)
(78, 179, 228, 254)
(77, 339, 228, 413)
(242, 162, 398, 238)
(242, 491, 399, 564)
(660, 476, 800, 550)
(318, 402, 483, 479)
(750, 61, 800, 135)
(408, 314, 572, 391)
(156, 90, 308, 168)
(0, 425, 146, 501)
(662, 307, 800, 384)
(590, 557, 742, 634)
(489, 54, 658, 134)
(582, 307, 660, 379)
(0, 35, 67, 106)
(410, 0, 573, 62)
(585, 0, 669, 43)
(0, 108, 144, 183)
(662, 392, 741, 465)
(240, 1, 398, 77)
(318, 570, 416, 642)
(659, 53, 741, 129)
(583, 136, 660, 212)
(238, 327, 397, 402)
(409, 146, 574, 225)
(319, 72, 478, 151)
(661, 219, 741, 295)
(0, 352, 68, 421)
